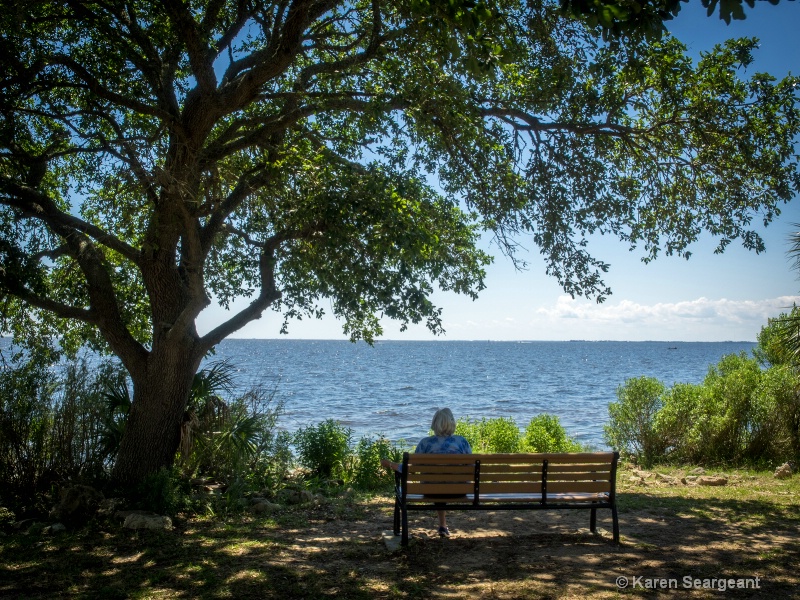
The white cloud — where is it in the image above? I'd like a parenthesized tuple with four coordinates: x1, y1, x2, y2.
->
(535, 295, 799, 334)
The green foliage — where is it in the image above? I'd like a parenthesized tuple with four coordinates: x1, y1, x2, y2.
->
(0, 506, 14, 530)
(3, 0, 799, 486)
(456, 416, 521, 453)
(135, 467, 190, 516)
(455, 414, 583, 453)
(293, 420, 353, 480)
(180, 362, 291, 494)
(0, 351, 128, 515)
(755, 306, 800, 368)
(605, 377, 666, 466)
(692, 353, 763, 463)
(522, 414, 584, 453)
(652, 382, 702, 462)
(349, 436, 403, 491)
(561, 0, 769, 43)
(755, 365, 800, 460)
(606, 344, 800, 467)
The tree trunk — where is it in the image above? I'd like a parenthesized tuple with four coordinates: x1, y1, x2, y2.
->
(111, 344, 201, 489)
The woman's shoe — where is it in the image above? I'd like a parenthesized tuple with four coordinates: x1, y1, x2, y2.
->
(438, 526, 450, 537)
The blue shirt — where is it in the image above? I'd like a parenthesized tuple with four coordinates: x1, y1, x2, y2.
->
(414, 435, 472, 455)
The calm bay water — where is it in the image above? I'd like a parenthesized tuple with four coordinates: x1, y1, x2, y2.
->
(209, 339, 756, 449)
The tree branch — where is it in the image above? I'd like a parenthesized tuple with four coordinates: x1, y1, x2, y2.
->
(0, 181, 141, 263)
(199, 247, 282, 350)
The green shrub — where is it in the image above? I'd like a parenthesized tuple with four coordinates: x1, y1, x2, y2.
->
(605, 347, 800, 467)
(0, 353, 127, 515)
(689, 353, 763, 463)
(135, 466, 190, 515)
(522, 414, 583, 453)
(179, 364, 290, 493)
(350, 435, 402, 491)
(293, 419, 352, 480)
(604, 376, 665, 466)
(755, 306, 800, 367)
(652, 382, 702, 463)
(455, 416, 521, 453)
(755, 364, 800, 461)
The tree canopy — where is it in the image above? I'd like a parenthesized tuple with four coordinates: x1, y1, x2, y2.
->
(1, 0, 798, 484)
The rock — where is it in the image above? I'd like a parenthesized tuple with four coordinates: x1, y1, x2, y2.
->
(0, 507, 15, 531)
(97, 498, 125, 519)
(276, 488, 315, 505)
(42, 523, 66, 535)
(123, 512, 172, 530)
(689, 467, 706, 475)
(250, 501, 281, 515)
(774, 463, 793, 479)
(49, 485, 104, 526)
(13, 518, 38, 531)
(698, 476, 728, 487)
(656, 473, 679, 486)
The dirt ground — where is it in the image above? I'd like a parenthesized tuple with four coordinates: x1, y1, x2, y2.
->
(268, 472, 799, 599)
(1, 469, 797, 599)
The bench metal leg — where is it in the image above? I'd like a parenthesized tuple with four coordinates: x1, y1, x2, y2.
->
(401, 505, 409, 546)
(590, 507, 597, 533)
(393, 498, 400, 536)
(611, 505, 620, 544)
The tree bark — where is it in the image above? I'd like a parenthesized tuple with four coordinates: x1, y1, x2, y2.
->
(111, 341, 202, 489)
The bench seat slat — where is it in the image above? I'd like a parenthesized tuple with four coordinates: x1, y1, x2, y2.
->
(405, 474, 477, 483)
(407, 465, 475, 474)
(404, 492, 610, 503)
(547, 468, 611, 481)
(481, 482, 543, 494)
(479, 473, 544, 483)
(407, 483, 474, 495)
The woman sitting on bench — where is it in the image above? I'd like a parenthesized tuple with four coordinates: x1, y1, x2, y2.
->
(381, 407, 472, 537)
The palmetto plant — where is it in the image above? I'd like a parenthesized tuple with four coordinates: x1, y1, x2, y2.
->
(781, 225, 800, 365)
(97, 375, 132, 466)
(180, 360, 283, 484)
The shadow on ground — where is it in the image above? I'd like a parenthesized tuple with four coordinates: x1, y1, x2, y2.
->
(1, 490, 797, 599)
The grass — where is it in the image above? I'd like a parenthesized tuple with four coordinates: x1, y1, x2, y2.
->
(1, 465, 798, 599)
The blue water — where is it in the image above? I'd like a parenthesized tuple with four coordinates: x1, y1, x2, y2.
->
(207, 339, 756, 449)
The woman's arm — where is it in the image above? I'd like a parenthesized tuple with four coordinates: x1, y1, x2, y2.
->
(380, 459, 401, 472)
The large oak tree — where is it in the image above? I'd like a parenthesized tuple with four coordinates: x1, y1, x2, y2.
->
(1, 0, 798, 486)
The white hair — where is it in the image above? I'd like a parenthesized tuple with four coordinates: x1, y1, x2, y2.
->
(431, 407, 456, 437)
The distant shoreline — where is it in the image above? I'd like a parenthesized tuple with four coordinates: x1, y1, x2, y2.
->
(221, 337, 757, 344)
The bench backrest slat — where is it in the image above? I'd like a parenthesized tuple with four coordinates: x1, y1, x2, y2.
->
(545, 469, 613, 479)
(400, 452, 617, 502)
(547, 480, 612, 494)
(545, 463, 614, 473)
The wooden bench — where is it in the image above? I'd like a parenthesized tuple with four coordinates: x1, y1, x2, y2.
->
(391, 451, 620, 546)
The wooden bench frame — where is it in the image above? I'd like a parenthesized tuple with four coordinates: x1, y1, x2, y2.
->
(391, 451, 620, 546)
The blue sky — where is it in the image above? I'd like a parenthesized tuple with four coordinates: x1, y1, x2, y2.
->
(199, 1, 800, 342)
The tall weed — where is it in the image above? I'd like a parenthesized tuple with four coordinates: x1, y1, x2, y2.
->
(0, 354, 126, 515)
(293, 419, 352, 480)
(350, 436, 402, 491)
